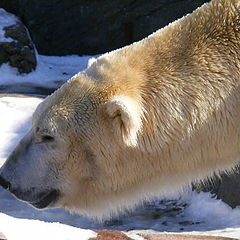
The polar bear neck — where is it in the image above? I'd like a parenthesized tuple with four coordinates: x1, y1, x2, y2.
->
(85, 0, 240, 177)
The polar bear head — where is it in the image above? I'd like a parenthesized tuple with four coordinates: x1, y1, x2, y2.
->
(0, 72, 145, 218)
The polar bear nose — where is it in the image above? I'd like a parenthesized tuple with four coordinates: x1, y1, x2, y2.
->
(0, 175, 11, 190)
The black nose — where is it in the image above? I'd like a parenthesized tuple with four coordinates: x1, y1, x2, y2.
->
(0, 175, 11, 190)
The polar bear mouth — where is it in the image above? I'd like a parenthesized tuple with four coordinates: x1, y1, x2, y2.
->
(30, 189, 59, 209)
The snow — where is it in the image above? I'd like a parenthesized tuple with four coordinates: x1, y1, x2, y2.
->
(0, 55, 96, 88)
(1, 55, 240, 239)
(0, 97, 42, 165)
(0, 8, 18, 42)
(0, 213, 97, 240)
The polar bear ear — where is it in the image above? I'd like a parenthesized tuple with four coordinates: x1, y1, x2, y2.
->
(106, 95, 143, 147)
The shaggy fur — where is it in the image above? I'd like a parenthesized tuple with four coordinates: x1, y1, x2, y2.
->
(1, 0, 240, 219)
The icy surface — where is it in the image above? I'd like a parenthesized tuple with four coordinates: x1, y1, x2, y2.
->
(0, 8, 18, 42)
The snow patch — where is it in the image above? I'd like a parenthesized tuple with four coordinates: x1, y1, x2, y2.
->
(0, 213, 97, 240)
(0, 8, 18, 42)
(0, 97, 42, 165)
(182, 191, 240, 230)
(0, 55, 96, 87)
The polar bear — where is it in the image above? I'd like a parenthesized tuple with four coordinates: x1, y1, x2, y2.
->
(1, 0, 240, 219)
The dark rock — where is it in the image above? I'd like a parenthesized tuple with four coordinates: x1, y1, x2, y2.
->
(0, 9, 37, 73)
(0, 0, 20, 16)
(196, 166, 240, 208)
(0, 0, 209, 56)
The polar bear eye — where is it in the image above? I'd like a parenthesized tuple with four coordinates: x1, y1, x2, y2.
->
(41, 135, 54, 142)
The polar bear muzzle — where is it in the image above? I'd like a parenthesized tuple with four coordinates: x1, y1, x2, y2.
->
(0, 131, 62, 210)
(0, 174, 60, 209)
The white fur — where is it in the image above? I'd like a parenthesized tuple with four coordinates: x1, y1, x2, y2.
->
(106, 95, 143, 147)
